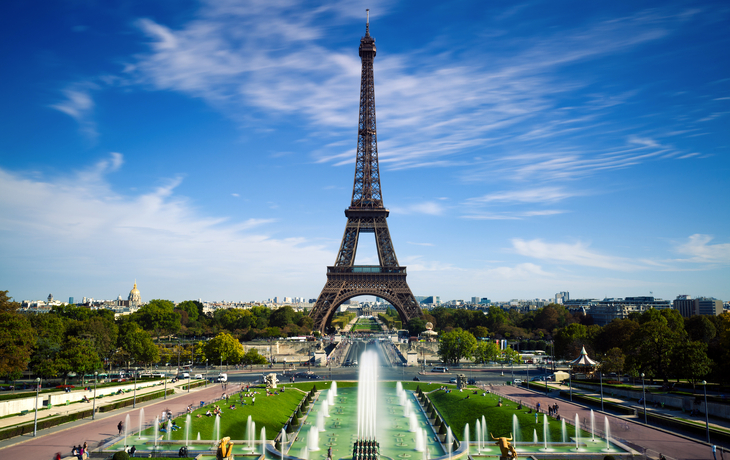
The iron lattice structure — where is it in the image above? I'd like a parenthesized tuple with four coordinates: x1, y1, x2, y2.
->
(310, 14, 422, 332)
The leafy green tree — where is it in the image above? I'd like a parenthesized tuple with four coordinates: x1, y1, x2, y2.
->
(242, 348, 268, 365)
(627, 318, 681, 383)
(117, 322, 159, 366)
(685, 315, 717, 343)
(176, 300, 200, 323)
(600, 347, 625, 375)
(594, 319, 639, 354)
(297, 315, 314, 332)
(135, 299, 181, 340)
(470, 326, 489, 339)
(554, 323, 598, 359)
(673, 341, 713, 389)
(501, 347, 523, 364)
(270, 306, 295, 328)
(437, 328, 477, 365)
(205, 332, 245, 365)
(472, 341, 500, 364)
(57, 337, 101, 383)
(407, 317, 428, 336)
(0, 291, 36, 378)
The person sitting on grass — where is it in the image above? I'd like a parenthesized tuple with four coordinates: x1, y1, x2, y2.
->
(205, 410, 212, 417)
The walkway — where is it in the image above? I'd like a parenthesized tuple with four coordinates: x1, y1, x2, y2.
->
(490, 384, 723, 460)
(0, 379, 237, 459)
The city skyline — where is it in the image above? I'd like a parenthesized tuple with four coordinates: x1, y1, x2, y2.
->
(1, 1, 729, 302)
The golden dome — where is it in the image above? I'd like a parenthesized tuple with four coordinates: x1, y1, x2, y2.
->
(128, 281, 141, 303)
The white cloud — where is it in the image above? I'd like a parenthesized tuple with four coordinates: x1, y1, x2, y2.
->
(0, 154, 333, 300)
(49, 84, 98, 139)
(510, 238, 645, 271)
(674, 234, 730, 265)
(124, 2, 692, 176)
(467, 187, 577, 204)
(391, 201, 445, 216)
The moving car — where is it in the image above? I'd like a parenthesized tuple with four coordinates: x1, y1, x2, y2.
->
(194, 374, 203, 379)
(449, 377, 457, 383)
(431, 367, 448, 373)
(216, 373, 228, 382)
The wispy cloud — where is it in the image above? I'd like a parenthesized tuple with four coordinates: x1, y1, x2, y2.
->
(49, 84, 98, 139)
(467, 187, 577, 204)
(673, 234, 730, 265)
(124, 1, 701, 178)
(391, 201, 445, 216)
(510, 238, 649, 271)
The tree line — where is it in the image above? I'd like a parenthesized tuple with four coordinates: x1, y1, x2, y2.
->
(425, 304, 726, 386)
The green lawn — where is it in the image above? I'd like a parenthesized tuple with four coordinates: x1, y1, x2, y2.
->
(352, 318, 382, 331)
(426, 388, 589, 443)
(153, 381, 356, 441)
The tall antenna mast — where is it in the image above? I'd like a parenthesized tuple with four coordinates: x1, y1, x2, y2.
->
(366, 9, 370, 35)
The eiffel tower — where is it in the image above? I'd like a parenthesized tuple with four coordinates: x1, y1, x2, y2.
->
(310, 11, 422, 333)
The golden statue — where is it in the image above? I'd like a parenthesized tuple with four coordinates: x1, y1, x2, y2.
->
(490, 433, 517, 459)
(217, 436, 234, 460)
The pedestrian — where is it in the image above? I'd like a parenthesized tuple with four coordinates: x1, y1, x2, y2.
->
(118, 420, 123, 435)
(252, 396, 255, 406)
(536, 401, 541, 412)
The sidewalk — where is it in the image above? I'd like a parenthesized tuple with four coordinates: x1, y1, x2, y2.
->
(535, 380, 730, 434)
(0, 379, 189, 431)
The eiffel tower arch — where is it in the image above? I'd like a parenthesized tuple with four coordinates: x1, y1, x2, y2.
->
(310, 11, 423, 333)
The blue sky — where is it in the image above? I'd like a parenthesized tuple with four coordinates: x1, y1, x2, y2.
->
(1, 0, 728, 303)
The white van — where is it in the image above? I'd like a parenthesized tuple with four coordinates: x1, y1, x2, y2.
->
(180, 372, 190, 379)
(431, 367, 448, 373)
(216, 373, 228, 382)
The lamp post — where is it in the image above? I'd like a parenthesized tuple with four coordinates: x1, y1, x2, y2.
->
(526, 363, 529, 388)
(177, 340, 181, 375)
(702, 380, 710, 444)
(569, 369, 572, 401)
(205, 359, 208, 387)
(92, 372, 98, 420)
(164, 374, 167, 399)
(641, 373, 647, 424)
(188, 370, 191, 393)
(133, 367, 137, 408)
(600, 370, 604, 412)
(33, 377, 40, 436)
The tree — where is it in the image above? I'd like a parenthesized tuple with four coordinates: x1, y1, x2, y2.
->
(117, 322, 159, 366)
(685, 315, 717, 343)
(205, 332, 245, 365)
(470, 326, 489, 339)
(594, 319, 639, 354)
(673, 341, 713, 389)
(627, 319, 681, 383)
(472, 341, 500, 364)
(501, 347, 523, 364)
(270, 306, 295, 328)
(57, 337, 101, 382)
(600, 348, 625, 376)
(554, 323, 598, 359)
(135, 299, 181, 340)
(176, 300, 200, 323)
(242, 348, 268, 365)
(407, 317, 428, 336)
(0, 291, 36, 378)
(437, 329, 477, 365)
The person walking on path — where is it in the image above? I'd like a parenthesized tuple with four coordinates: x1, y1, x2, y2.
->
(117, 420, 123, 435)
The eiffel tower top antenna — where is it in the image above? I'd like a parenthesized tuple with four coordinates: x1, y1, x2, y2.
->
(366, 9, 370, 36)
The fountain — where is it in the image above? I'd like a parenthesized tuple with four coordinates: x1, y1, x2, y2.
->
(308, 426, 320, 451)
(124, 413, 130, 446)
(197, 432, 200, 441)
(603, 416, 612, 452)
(533, 429, 538, 444)
(561, 418, 567, 443)
(475, 419, 481, 453)
(574, 413, 582, 451)
(214, 414, 221, 443)
(261, 427, 267, 458)
(332, 381, 338, 398)
(481, 415, 488, 452)
(415, 428, 425, 452)
(166, 419, 172, 441)
(138, 408, 145, 440)
(185, 414, 191, 447)
(590, 409, 596, 442)
(542, 414, 551, 451)
(409, 411, 418, 432)
(299, 446, 309, 460)
(463, 423, 469, 457)
(328, 389, 335, 406)
(512, 414, 520, 448)
(317, 411, 326, 431)
(247, 416, 255, 450)
(153, 416, 159, 450)
(322, 399, 330, 418)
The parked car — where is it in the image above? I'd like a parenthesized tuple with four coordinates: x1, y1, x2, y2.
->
(431, 367, 448, 373)
(194, 374, 203, 379)
(513, 379, 523, 384)
(467, 378, 476, 385)
(449, 377, 457, 383)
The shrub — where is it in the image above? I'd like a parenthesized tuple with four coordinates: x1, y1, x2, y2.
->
(439, 423, 447, 435)
(112, 451, 130, 460)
